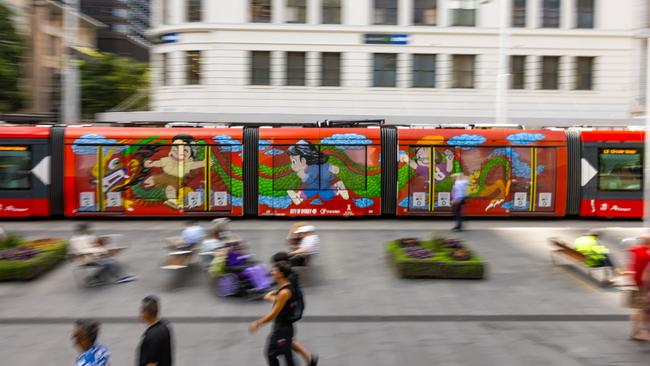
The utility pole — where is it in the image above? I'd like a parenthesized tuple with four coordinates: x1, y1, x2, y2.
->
(61, 0, 80, 124)
(495, 0, 511, 124)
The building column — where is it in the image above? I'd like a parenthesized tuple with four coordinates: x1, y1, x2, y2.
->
(438, 0, 449, 27)
(308, 0, 320, 24)
(562, 0, 576, 29)
(438, 54, 451, 89)
(399, 0, 412, 26)
(169, 0, 183, 24)
(398, 53, 412, 88)
(525, 55, 538, 90)
(344, 0, 370, 25)
(272, 51, 285, 86)
(527, 0, 539, 28)
(273, 0, 284, 23)
(152, 0, 162, 27)
(560, 56, 573, 91)
(306, 51, 320, 86)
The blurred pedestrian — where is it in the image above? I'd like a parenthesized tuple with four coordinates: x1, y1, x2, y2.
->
(138, 295, 173, 366)
(170, 221, 205, 250)
(451, 173, 468, 232)
(250, 262, 307, 366)
(288, 225, 319, 266)
(71, 319, 110, 366)
(69, 223, 136, 285)
(627, 234, 650, 341)
(0, 225, 6, 243)
(270, 253, 318, 366)
(574, 230, 617, 281)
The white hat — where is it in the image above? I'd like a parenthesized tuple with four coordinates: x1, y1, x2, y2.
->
(294, 225, 315, 234)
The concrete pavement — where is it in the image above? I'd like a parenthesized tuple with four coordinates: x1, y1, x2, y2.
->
(0, 219, 648, 365)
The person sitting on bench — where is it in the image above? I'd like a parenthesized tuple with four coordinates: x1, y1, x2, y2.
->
(170, 221, 206, 251)
(288, 225, 319, 267)
(69, 223, 136, 285)
(574, 230, 616, 268)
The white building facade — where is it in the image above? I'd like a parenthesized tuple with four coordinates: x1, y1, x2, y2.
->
(145, 0, 650, 125)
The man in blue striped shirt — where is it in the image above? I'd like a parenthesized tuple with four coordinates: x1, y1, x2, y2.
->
(72, 319, 110, 366)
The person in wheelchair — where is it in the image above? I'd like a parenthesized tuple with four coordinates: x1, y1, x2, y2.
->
(218, 240, 272, 296)
(69, 223, 136, 285)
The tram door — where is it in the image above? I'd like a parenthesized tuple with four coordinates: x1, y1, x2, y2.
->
(407, 146, 455, 212)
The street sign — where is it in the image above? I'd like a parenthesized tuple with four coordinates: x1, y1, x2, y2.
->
(364, 34, 409, 45)
(161, 33, 180, 44)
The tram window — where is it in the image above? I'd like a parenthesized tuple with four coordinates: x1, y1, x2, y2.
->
(0, 147, 31, 189)
(598, 148, 642, 191)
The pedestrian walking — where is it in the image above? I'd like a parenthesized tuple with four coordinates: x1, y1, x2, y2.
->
(627, 234, 650, 341)
(451, 173, 469, 232)
(250, 261, 317, 366)
(138, 295, 173, 366)
(271, 253, 318, 366)
(71, 319, 110, 366)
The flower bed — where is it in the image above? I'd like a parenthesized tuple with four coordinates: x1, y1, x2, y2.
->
(386, 237, 486, 279)
(0, 239, 68, 281)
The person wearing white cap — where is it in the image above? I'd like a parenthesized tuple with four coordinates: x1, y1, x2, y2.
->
(288, 225, 319, 267)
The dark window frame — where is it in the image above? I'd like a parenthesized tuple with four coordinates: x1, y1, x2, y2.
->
(286, 0, 307, 23)
(321, 52, 341, 87)
(412, 54, 436, 88)
(576, 0, 594, 29)
(250, 51, 271, 86)
(450, 0, 476, 27)
(575, 56, 594, 90)
(540, 56, 560, 90)
(510, 55, 526, 89)
(413, 0, 437, 26)
(541, 0, 560, 28)
(373, 53, 398, 87)
(373, 0, 398, 25)
(286, 52, 306, 86)
(322, 0, 342, 24)
(185, 50, 201, 85)
(452, 54, 476, 89)
(251, 0, 272, 23)
(511, 0, 526, 27)
(187, 0, 202, 22)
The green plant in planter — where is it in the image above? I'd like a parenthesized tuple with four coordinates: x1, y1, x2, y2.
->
(0, 233, 23, 249)
(387, 240, 486, 279)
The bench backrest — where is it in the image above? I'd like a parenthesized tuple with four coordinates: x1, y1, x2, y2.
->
(548, 238, 587, 261)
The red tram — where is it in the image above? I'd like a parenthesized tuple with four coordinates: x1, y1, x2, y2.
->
(0, 124, 643, 219)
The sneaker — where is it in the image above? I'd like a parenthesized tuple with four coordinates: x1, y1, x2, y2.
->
(310, 353, 319, 366)
(116, 275, 137, 284)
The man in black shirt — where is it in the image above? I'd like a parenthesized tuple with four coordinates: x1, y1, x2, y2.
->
(138, 295, 173, 366)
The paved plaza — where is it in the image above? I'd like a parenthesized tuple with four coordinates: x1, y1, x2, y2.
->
(0, 219, 649, 365)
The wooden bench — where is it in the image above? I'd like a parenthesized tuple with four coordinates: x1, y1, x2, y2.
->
(548, 237, 614, 286)
(161, 250, 195, 270)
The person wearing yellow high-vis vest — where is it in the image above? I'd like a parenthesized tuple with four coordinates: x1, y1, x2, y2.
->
(574, 231, 616, 268)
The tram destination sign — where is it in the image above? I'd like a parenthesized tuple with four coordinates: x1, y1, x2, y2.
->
(364, 34, 409, 45)
(602, 148, 638, 155)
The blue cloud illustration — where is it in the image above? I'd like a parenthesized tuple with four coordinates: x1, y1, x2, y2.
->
(311, 199, 323, 206)
(258, 195, 293, 209)
(229, 194, 243, 208)
(264, 149, 284, 156)
(448, 134, 487, 146)
(354, 198, 374, 208)
(212, 135, 243, 153)
(259, 139, 272, 151)
(72, 134, 126, 155)
(506, 133, 545, 145)
(320, 133, 372, 150)
(398, 197, 409, 207)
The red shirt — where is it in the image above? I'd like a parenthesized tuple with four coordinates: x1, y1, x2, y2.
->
(629, 246, 650, 287)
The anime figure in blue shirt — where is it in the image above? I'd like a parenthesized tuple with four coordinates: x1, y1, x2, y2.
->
(286, 141, 348, 206)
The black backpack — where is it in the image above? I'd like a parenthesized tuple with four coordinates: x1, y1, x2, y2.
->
(281, 277, 304, 323)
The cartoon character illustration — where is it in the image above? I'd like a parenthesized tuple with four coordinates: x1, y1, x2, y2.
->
(400, 148, 455, 184)
(142, 134, 205, 209)
(467, 156, 511, 211)
(286, 141, 349, 205)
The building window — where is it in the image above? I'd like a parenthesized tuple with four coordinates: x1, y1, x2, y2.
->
(186, 50, 201, 85)
(373, 53, 397, 87)
(413, 0, 437, 26)
(251, 0, 272, 23)
(286, 52, 306, 86)
(321, 52, 341, 86)
(541, 56, 560, 90)
(48, 35, 57, 56)
(576, 0, 594, 29)
(512, 0, 526, 27)
(322, 0, 341, 24)
(450, 0, 477, 26)
(452, 55, 475, 88)
(112, 24, 129, 33)
(510, 55, 526, 89)
(412, 54, 436, 88)
(161, 53, 168, 86)
(541, 0, 560, 28)
(286, 0, 306, 23)
(187, 0, 202, 22)
(575, 57, 594, 90)
(112, 8, 128, 18)
(250, 51, 271, 85)
(373, 0, 398, 25)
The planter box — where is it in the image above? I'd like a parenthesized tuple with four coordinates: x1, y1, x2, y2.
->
(386, 240, 486, 279)
(0, 240, 67, 281)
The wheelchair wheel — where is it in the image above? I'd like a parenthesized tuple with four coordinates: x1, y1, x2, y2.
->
(214, 273, 239, 297)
